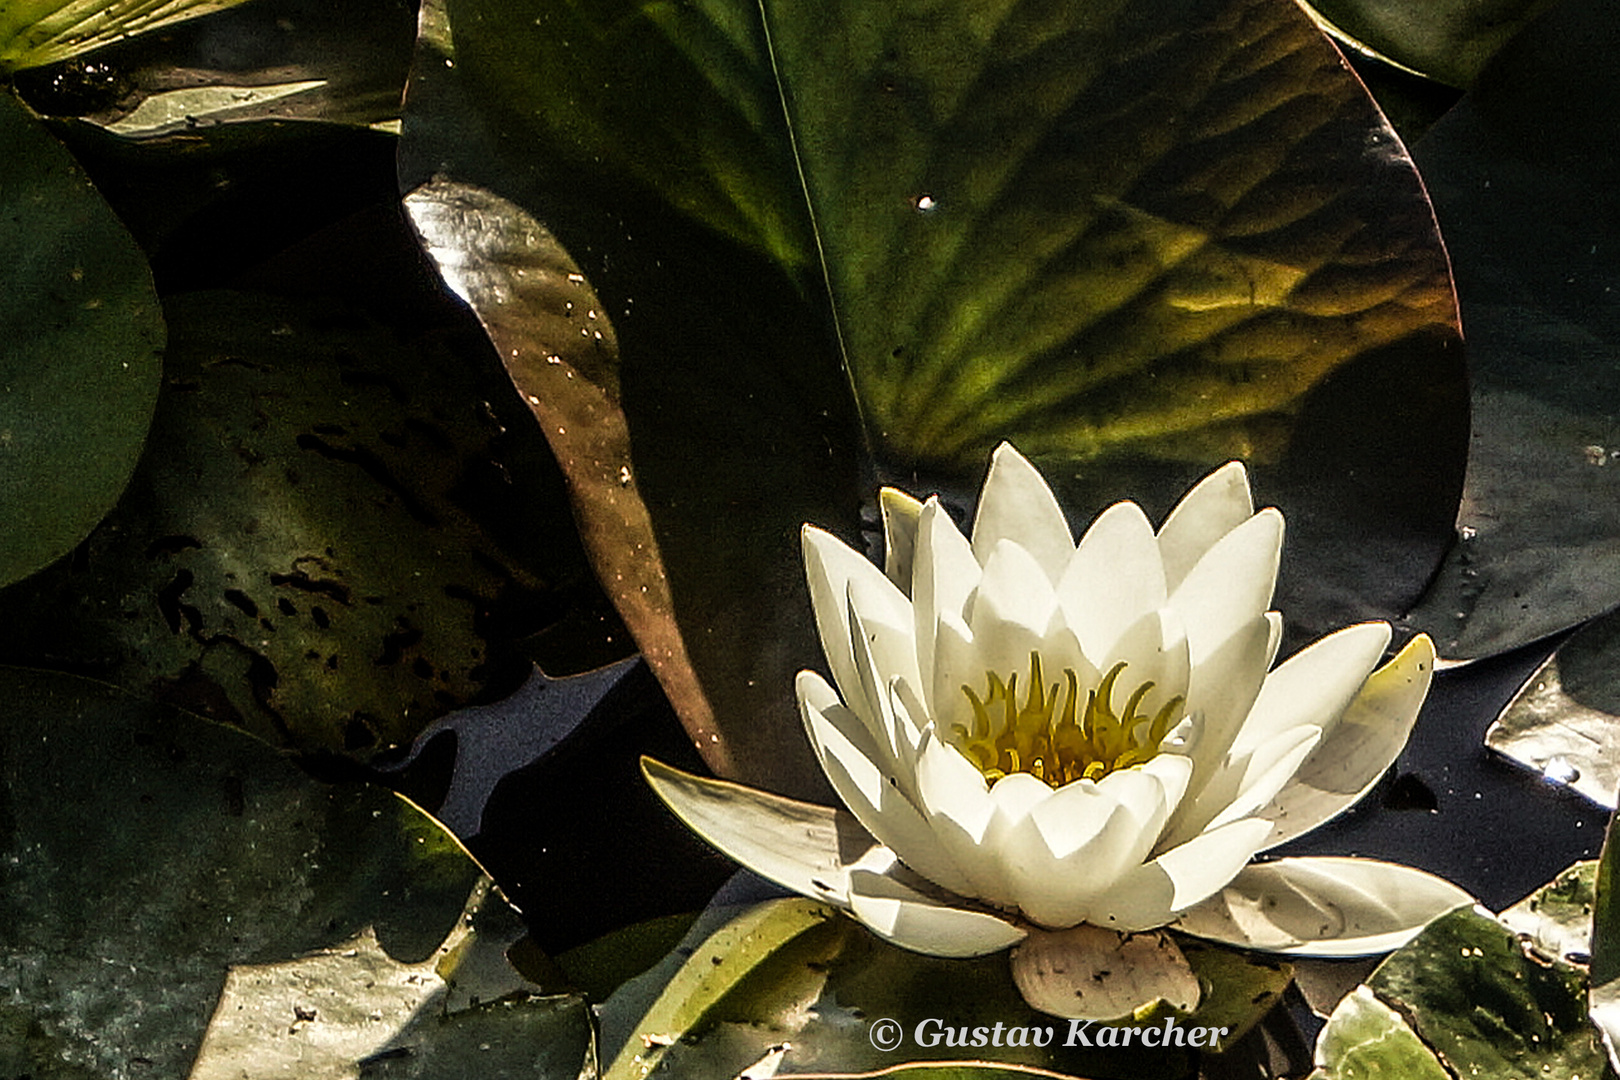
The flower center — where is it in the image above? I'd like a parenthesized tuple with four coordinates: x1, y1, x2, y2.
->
(950, 652, 1184, 787)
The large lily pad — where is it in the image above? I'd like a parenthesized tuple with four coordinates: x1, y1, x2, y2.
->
(401, 0, 1466, 793)
(0, 88, 163, 589)
(0, 287, 623, 758)
(1311, 905, 1613, 1080)
(1405, 0, 1620, 659)
(0, 665, 510, 1079)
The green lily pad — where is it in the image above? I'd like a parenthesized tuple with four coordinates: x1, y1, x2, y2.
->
(0, 665, 503, 1079)
(1311, 985, 1450, 1080)
(1364, 906, 1610, 1079)
(0, 287, 623, 758)
(400, 0, 1466, 793)
(0, 0, 253, 73)
(0, 88, 163, 589)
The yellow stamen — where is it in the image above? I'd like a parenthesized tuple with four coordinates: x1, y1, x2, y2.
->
(952, 652, 1183, 787)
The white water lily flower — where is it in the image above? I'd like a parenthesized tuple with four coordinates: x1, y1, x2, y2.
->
(646, 444, 1472, 1021)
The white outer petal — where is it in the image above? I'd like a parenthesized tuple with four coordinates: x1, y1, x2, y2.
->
(641, 756, 892, 910)
(880, 486, 924, 589)
(1232, 622, 1391, 757)
(797, 672, 977, 897)
(1168, 508, 1283, 664)
(912, 498, 980, 707)
(802, 525, 914, 713)
(847, 869, 1026, 957)
(1173, 856, 1474, 956)
(1258, 634, 1435, 849)
(1091, 817, 1274, 933)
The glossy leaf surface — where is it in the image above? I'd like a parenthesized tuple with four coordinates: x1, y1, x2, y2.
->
(0, 666, 488, 1078)
(1486, 612, 1620, 810)
(1406, 0, 1620, 659)
(401, 0, 1466, 793)
(0, 88, 162, 588)
(1335, 906, 1613, 1080)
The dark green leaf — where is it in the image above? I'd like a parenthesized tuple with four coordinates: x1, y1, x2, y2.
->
(1406, 0, 1620, 659)
(0, 666, 488, 1079)
(0, 288, 623, 758)
(767, 0, 1460, 475)
(1365, 906, 1612, 1079)
(0, 88, 162, 588)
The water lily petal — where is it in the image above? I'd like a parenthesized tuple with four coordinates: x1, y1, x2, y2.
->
(997, 757, 1191, 929)
(847, 869, 1026, 957)
(846, 595, 923, 754)
(1058, 500, 1167, 663)
(1178, 615, 1275, 795)
(1173, 856, 1473, 956)
(915, 735, 995, 846)
(1234, 622, 1391, 757)
(913, 497, 981, 698)
(969, 539, 1060, 668)
(928, 608, 980, 737)
(798, 672, 978, 896)
(1156, 461, 1254, 592)
(1259, 635, 1435, 849)
(641, 757, 893, 910)
(1197, 725, 1323, 835)
(880, 486, 924, 589)
(1093, 817, 1274, 933)
(803, 525, 914, 710)
(1168, 508, 1283, 664)
(1011, 924, 1200, 1021)
(971, 443, 1075, 581)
